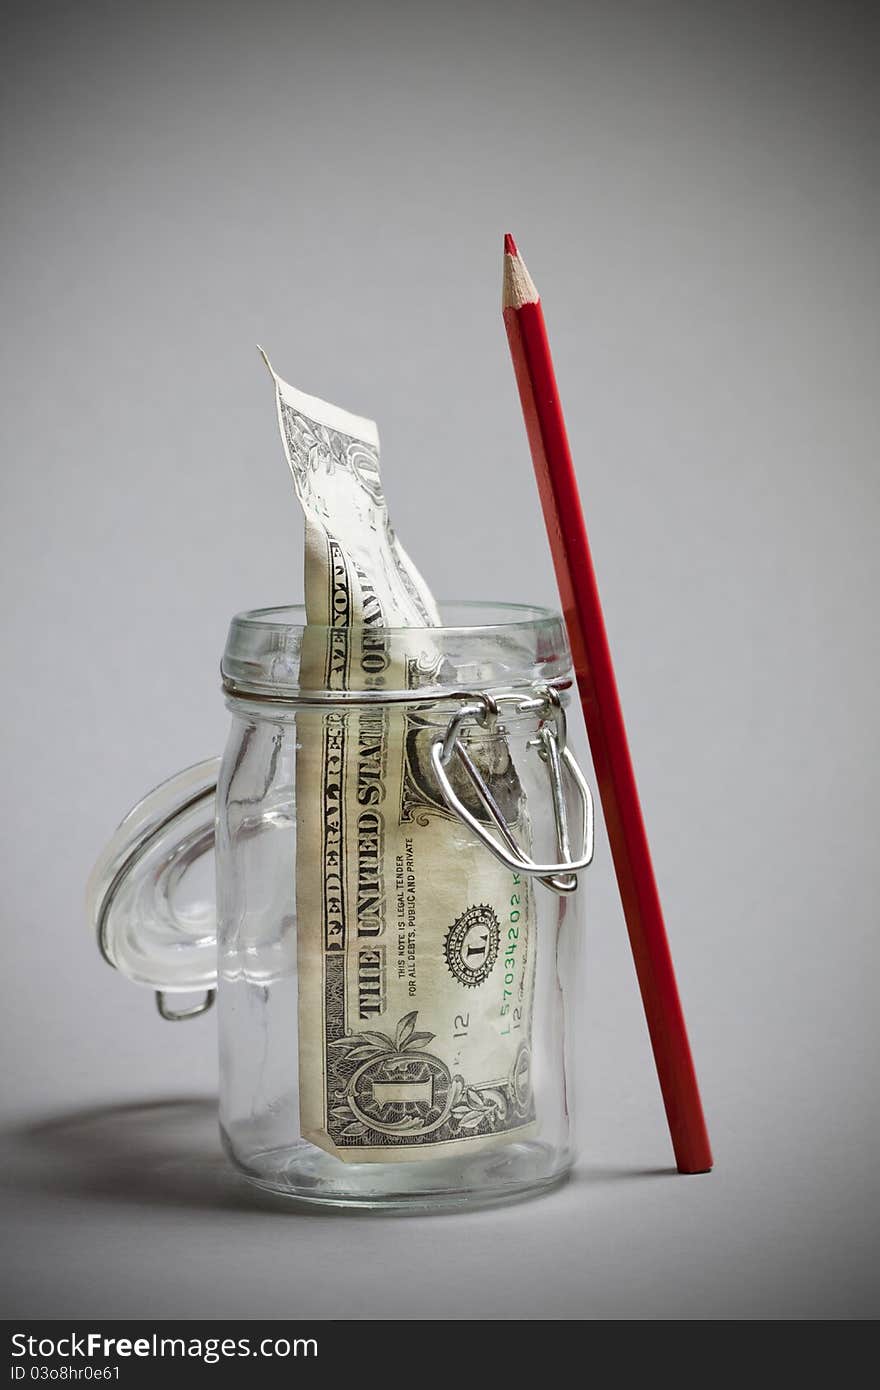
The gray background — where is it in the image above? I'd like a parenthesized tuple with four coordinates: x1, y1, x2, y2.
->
(2, 0, 878, 1320)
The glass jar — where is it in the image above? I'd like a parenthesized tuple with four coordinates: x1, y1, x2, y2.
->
(89, 601, 593, 1211)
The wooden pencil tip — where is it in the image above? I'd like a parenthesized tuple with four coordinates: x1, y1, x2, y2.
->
(501, 236, 539, 310)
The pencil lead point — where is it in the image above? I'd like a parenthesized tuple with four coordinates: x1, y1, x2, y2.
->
(504, 232, 518, 257)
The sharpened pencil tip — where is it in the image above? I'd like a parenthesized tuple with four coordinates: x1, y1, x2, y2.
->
(501, 236, 539, 309)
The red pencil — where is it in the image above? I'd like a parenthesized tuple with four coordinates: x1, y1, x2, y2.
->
(502, 233, 712, 1174)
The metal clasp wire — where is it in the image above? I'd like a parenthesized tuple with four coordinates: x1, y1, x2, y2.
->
(155, 990, 216, 1021)
(430, 686, 594, 895)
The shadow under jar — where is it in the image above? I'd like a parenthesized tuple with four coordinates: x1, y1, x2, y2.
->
(90, 602, 594, 1212)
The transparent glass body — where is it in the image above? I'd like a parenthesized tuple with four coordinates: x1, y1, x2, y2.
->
(215, 602, 589, 1211)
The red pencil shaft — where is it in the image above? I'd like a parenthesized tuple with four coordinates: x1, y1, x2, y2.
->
(504, 299, 712, 1174)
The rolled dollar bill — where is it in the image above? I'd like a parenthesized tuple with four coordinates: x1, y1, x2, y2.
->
(264, 354, 536, 1162)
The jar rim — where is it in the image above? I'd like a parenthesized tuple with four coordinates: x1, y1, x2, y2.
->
(221, 599, 572, 703)
(229, 599, 562, 634)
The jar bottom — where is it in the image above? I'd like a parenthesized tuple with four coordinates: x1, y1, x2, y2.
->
(224, 1133, 572, 1213)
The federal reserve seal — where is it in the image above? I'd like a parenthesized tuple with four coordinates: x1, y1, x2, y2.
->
(443, 905, 500, 988)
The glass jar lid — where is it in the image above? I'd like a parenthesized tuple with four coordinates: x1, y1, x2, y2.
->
(87, 758, 220, 1005)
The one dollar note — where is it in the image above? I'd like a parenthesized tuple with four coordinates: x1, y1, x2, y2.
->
(265, 355, 537, 1161)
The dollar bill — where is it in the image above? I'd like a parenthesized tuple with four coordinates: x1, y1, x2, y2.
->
(264, 354, 537, 1162)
